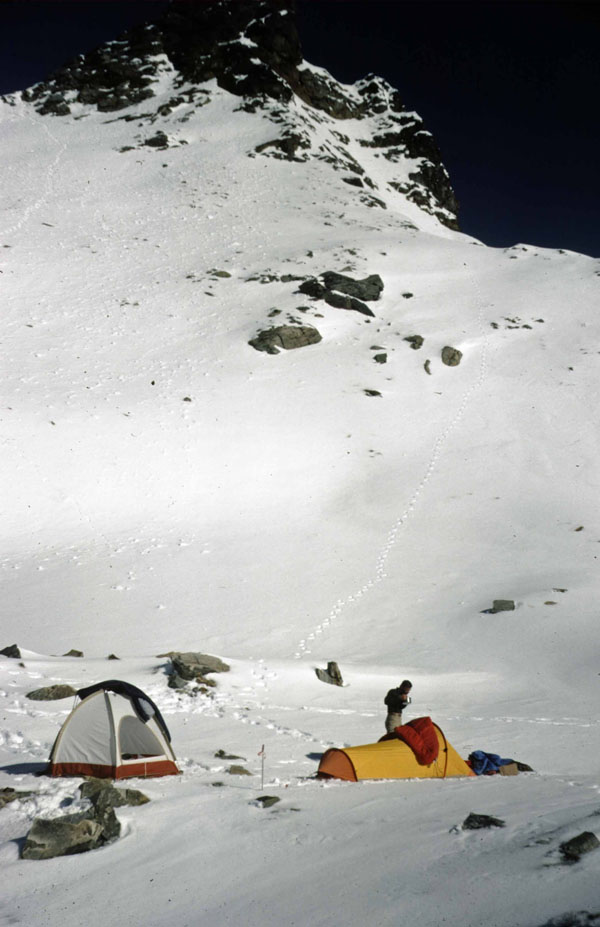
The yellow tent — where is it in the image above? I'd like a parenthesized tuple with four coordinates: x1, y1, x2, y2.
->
(318, 722, 474, 781)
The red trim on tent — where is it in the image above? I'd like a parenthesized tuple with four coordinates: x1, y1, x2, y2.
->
(49, 760, 179, 779)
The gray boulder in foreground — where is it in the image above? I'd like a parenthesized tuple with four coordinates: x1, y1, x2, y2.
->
(21, 812, 108, 860)
(21, 781, 152, 859)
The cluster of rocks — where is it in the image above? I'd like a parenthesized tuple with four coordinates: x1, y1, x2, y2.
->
(249, 270, 384, 355)
(297, 271, 384, 318)
(21, 779, 149, 860)
(160, 651, 230, 693)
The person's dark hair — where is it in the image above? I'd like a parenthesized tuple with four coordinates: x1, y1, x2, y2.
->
(399, 680, 412, 693)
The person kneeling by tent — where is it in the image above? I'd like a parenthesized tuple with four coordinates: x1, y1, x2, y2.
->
(384, 679, 412, 733)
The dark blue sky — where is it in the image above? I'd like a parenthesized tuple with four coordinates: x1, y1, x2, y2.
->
(2, 1, 599, 257)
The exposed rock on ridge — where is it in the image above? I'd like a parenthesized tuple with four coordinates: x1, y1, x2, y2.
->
(15, 0, 459, 229)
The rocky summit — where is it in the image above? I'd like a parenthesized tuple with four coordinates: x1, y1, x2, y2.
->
(12, 0, 458, 230)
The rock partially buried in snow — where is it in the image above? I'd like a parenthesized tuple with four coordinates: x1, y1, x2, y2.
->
(559, 832, 600, 862)
(253, 795, 280, 808)
(0, 787, 34, 809)
(22, 813, 110, 860)
(62, 649, 84, 658)
(462, 812, 506, 830)
(79, 780, 150, 810)
(227, 765, 253, 776)
(481, 599, 516, 614)
(249, 325, 322, 354)
(441, 346, 462, 366)
(168, 651, 230, 678)
(215, 749, 245, 761)
(26, 685, 77, 701)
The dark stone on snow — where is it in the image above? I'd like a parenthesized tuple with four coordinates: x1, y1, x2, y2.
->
(215, 749, 245, 760)
(482, 599, 516, 614)
(315, 661, 344, 686)
(63, 649, 84, 658)
(323, 290, 374, 317)
(320, 272, 384, 301)
(227, 765, 253, 776)
(364, 389, 382, 397)
(462, 812, 505, 830)
(441, 346, 462, 367)
(145, 131, 169, 148)
(249, 325, 322, 354)
(26, 685, 77, 701)
(0, 644, 21, 659)
(560, 832, 600, 861)
(297, 279, 327, 300)
(342, 176, 364, 187)
(21, 812, 111, 859)
(254, 795, 281, 808)
(373, 353, 387, 364)
(404, 335, 424, 350)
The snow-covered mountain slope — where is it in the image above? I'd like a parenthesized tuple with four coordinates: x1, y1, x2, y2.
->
(1, 3, 599, 926)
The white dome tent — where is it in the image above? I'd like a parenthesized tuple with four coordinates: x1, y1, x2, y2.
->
(48, 680, 179, 779)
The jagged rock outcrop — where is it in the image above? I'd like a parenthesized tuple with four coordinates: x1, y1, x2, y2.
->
(16, 0, 459, 230)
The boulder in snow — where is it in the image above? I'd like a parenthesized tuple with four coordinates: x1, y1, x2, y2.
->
(441, 346, 463, 366)
(560, 832, 600, 862)
(462, 812, 505, 830)
(249, 325, 322, 354)
(315, 661, 344, 686)
(0, 644, 20, 659)
(26, 685, 77, 701)
(21, 812, 111, 860)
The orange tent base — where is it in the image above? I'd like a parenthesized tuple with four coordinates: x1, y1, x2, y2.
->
(318, 723, 475, 781)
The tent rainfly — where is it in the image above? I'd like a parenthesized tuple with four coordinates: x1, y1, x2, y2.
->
(48, 680, 179, 779)
(318, 721, 474, 781)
